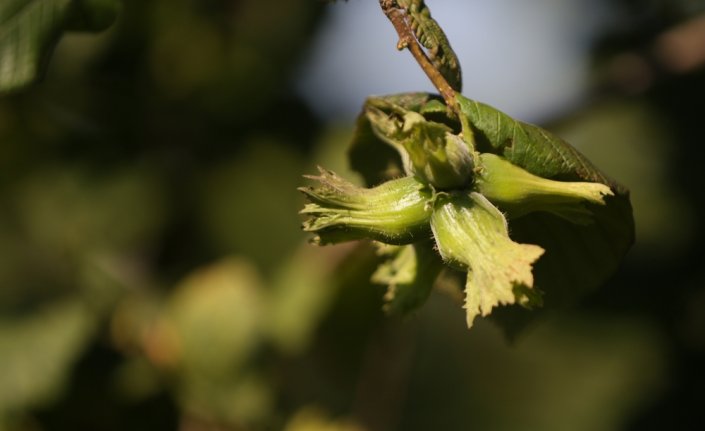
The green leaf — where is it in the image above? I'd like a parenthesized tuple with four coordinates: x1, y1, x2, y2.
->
(456, 95, 634, 306)
(457, 96, 624, 189)
(284, 406, 365, 431)
(371, 241, 443, 315)
(397, 0, 463, 92)
(266, 243, 371, 354)
(164, 257, 273, 425)
(0, 0, 120, 94)
(0, 301, 93, 415)
(65, 0, 120, 31)
(349, 93, 634, 309)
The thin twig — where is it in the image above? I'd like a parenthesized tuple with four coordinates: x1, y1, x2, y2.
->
(379, 0, 457, 109)
(378, 0, 475, 151)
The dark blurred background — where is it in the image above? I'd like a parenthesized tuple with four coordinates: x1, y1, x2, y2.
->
(1, 0, 704, 430)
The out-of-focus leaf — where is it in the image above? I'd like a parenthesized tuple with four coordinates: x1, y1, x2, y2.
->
(680, 278, 705, 352)
(0, 0, 120, 94)
(372, 242, 443, 316)
(266, 243, 356, 354)
(266, 242, 382, 355)
(15, 165, 165, 257)
(399, 301, 666, 431)
(111, 357, 162, 402)
(283, 407, 366, 431)
(65, 0, 119, 31)
(199, 140, 305, 269)
(311, 126, 360, 183)
(0, 301, 92, 415)
(554, 100, 692, 255)
(165, 257, 263, 378)
(148, 0, 320, 120)
(158, 257, 273, 426)
(0, 164, 164, 318)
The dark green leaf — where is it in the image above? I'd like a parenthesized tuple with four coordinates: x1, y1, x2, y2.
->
(456, 95, 634, 306)
(457, 96, 625, 192)
(372, 241, 443, 315)
(0, 0, 119, 94)
(398, 0, 463, 92)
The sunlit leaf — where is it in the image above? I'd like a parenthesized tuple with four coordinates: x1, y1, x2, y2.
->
(267, 242, 362, 354)
(160, 257, 273, 426)
(0, 301, 92, 415)
(283, 406, 366, 431)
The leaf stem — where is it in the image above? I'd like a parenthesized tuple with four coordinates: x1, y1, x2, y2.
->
(379, 0, 456, 107)
(378, 0, 475, 151)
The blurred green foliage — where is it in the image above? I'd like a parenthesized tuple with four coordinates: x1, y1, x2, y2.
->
(0, 0, 120, 94)
(0, 0, 704, 430)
